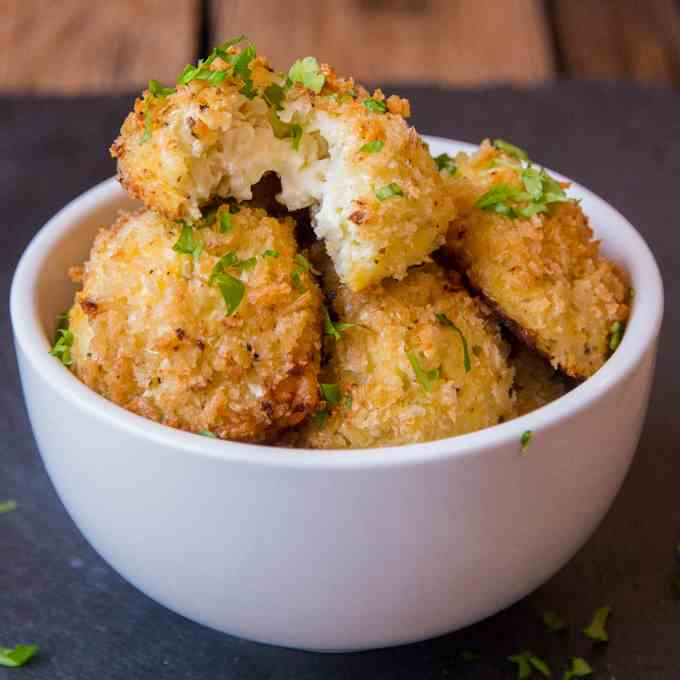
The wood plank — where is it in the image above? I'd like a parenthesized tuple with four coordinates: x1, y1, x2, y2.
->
(212, 0, 554, 86)
(0, 0, 199, 93)
(554, 0, 679, 86)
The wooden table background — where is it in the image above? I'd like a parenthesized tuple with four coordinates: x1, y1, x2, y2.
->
(2, 0, 680, 94)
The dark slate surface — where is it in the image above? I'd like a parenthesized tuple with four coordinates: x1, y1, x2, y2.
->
(1, 81, 679, 679)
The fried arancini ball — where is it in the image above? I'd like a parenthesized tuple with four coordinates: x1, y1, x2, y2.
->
(290, 258, 515, 449)
(442, 140, 629, 379)
(68, 205, 323, 442)
(509, 342, 568, 417)
(111, 44, 453, 291)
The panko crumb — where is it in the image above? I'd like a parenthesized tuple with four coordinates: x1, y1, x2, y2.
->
(112, 46, 453, 291)
(68, 205, 323, 442)
(286, 252, 516, 449)
(442, 140, 629, 379)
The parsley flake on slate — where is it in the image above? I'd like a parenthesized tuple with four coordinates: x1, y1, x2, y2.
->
(436, 312, 471, 372)
(541, 610, 567, 632)
(363, 97, 387, 114)
(199, 429, 217, 438)
(0, 500, 17, 515)
(50, 327, 75, 366)
(582, 605, 611, 642)
(359, 139, 384, 154)
(263, 249, 279, 258)
(288, 56, 325, 94)
(406, 351, 440, 393)
(434, 152, 457, 174)
(376, 183, 405, 201)
(493, 138, 529, 161)
(562, 657, 593, 680)
(172, 223, 203, 259)
(460, 650, 481, 662)
(508, 651, 551, 679)
(609, 321, 624, 352)
(0, 644, 39, 668)
(320, 383, 341, 405)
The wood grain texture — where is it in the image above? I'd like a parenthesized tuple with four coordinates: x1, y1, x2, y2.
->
(212, 0, 554, 86)
(0, 0, 199, 93)
(554, 0, 680, 86)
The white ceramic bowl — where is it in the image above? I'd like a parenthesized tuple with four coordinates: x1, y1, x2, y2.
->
(11, 138, 663, 652)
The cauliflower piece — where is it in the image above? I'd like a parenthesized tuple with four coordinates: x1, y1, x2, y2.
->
(68, 205, 323, 442)
(441, 140, 629, 379)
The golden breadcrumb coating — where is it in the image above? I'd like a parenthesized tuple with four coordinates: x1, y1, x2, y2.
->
(442, 140, 629, 379)
(510, 342, 568, 417)
(288, 255, 515, 449)
(68, 206, 323, 442)
(111, 47, 453, 291)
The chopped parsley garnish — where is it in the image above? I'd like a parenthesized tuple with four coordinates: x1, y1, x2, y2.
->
(291, 270, 305, 293)
(263, 249, 279, 258)
(140, 101, 153, 144)
(233, 44, 257, 98)
(201, 35, 247, 66)
(508, 651, 551, 679)
(208, 253, 249, 314)
(323, 305, 357, 340)
(172, 223, 203, 259)
(320, 383, 341, 405)
(376, 183, 405, 201)
(359, 139, 384, 154)
(0, 644, 39, 668)
(562, 657, 593, 680)
(209, 252, 255, 281)
(294, 253, 320, 274)
(434, 152, 457, 174)
(541, 610, 567, 632)
(582, 605, 610, 642)
(288, 56, 325, 94)
(436, 312, 471, 372)
(406, 350, 440, 393)
(475, 166, 571, 219)
(148, 79, 175, 98)
(199, 429, 217, 438)
(520, 430, 533, 454)
(0, 500, 17, 515)
(263, 83, 285, 111)
(212, 271, 245, 316)
(609, 321, 624, 352)
(50, 328, 75, 366)
(178, 64, 229, 87)
(312, 409, 329, 426)
(363, 97, 387, 114)
(290, 124, 303, 150)
(493, 138, 529, 162)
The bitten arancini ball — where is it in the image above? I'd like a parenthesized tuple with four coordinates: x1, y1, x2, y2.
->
(68, 205, 323, 442)
(111, 41, 454, 291)
(290, 257, 515, 449)
(441, 140, 629, 379)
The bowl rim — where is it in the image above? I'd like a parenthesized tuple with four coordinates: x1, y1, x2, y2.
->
(10, 136, 664, 470)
